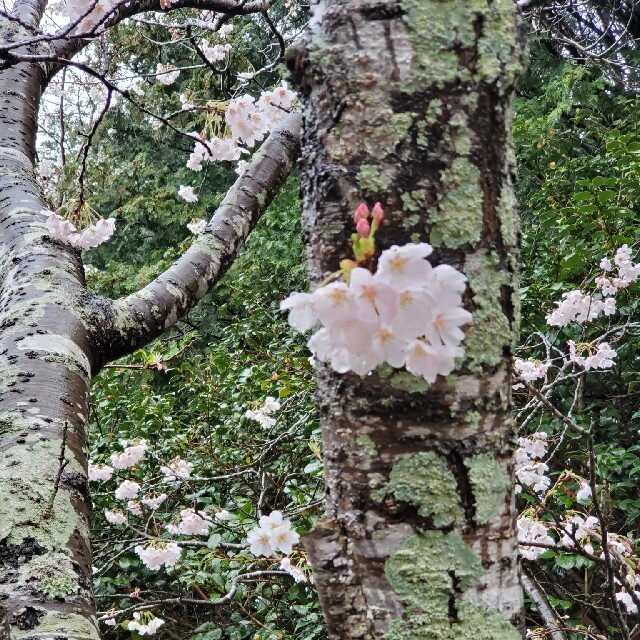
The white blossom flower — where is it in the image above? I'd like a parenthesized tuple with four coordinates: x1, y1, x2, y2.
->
(576, 481, 592, 503)
(178, 185, 198, 203)
(280, 557, 307, 582)
(167, 509, 212, 535)
(104, 509, 127, 525)
(128, 612, 165, 635)
(88, 462, 114, 482)
(160, 457, 193, 481)
(141, 493, 167, 510)
(156, 63, 180, 85)
(110, 439, 148, 469)
(187, 219, 207, 235)
(135, 541, 182, 569)
(115, 480, 141, 500)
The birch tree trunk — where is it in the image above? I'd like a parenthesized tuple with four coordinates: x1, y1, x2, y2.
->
(293, 1, 528, 638)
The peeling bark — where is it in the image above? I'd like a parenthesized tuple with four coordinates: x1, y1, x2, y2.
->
(292, 0, 527, 638)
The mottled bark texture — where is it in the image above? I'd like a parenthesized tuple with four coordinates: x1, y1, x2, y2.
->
(292, 0, 527, 638)
(0, 8, 301, 633)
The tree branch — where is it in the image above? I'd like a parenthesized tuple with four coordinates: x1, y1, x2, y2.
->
(90, 112, 301, 370)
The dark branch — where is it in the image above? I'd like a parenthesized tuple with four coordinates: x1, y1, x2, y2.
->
(89, 112, 301, 370)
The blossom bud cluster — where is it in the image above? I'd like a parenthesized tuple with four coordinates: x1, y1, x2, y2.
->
(568, 340, 616, 371)
(282, 242, 472, 382)
(166, 509, 212, 535)
(247, 511, 300, 557)
(44, 210, 116, 250)
(135, 541, 182, 570)
(517, 516, 555, 560)
(245, 396, 281, 429)
(186, 83, 296, 171)
(514, 358, 549, 382)
(515, 432, 550, 494)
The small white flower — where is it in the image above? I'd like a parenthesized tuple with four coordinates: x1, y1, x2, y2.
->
(178, 185, 198, 203)
(115, 480, 141, 500)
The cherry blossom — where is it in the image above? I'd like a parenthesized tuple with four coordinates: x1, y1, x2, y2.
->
(115, 480, 141, 500)
(128, 613, 165, 636)
(281, 234, 472, 383)
(518, 516, 555, 560)
(280, 557, 307, 583)
(166, 508, 212, 535)
(187, 219, 207, 235)
(156, 64, 180, 85)
(88, 462, 114, 482)
(110, 439, 148, 469)
(514, 358, 549, 382)
(45, 210, 116, 250)
(178, 185, 198, 203)
(104, 509, 127, 525)
(246, 511, 300, 557)
(135, 541, 182, 569)
(160, 457, 193, 481)
(141, 493, 167, 510)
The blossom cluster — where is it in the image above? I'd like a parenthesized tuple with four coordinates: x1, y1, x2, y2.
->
(568, 340, 617, 371)
(245, 396, 281, 429)
(282, 241, 471, 382)
(279, 557, 307, 583)
(517, 516, 555, 560)
(110, 439, 148, 469)
(160, 457, 193, 481)
(596, 245, 640, 295)
(514, 358, 549, 382)
(114, 479, 140, 500)
(128, 613, 165, 636)
(61, 0, 118, 33)
(156, 63, 180, 86)
(166, 508, 212, 535)
(186, 83, 296, 171)
(247, 511, 300, 557)
(546, 290, 615, 327)
(515, 432, 550, 494)
(45, 210, 116, 250)
(88, 462, 114, 481)
(178, 185, 198, 203)
(187, 219, 207, 235)
(135, 541, 182, 570)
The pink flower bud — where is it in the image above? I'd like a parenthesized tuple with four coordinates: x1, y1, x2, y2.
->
(372, 202, 384, 222)
(356, 218, 370, 238)
(353, 203, 369, 223)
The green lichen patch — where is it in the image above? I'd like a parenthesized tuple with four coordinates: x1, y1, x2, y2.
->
(389, 371, 430, 393)
(384, 532, 520, 639)
(0, 440, 87, 550)
(400, 0, 521, 91)
(13, 611, 100, 640)
(356, 164, 392, 193)
(356, 434, 377, 457)
(428, 158, 483, 249)
(465, 411, 482, 429)
(384, 452, 463, 526)
(464, 453, 511, 525)
(18, 552, 78, 600)
(464, 252, 513, 369)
